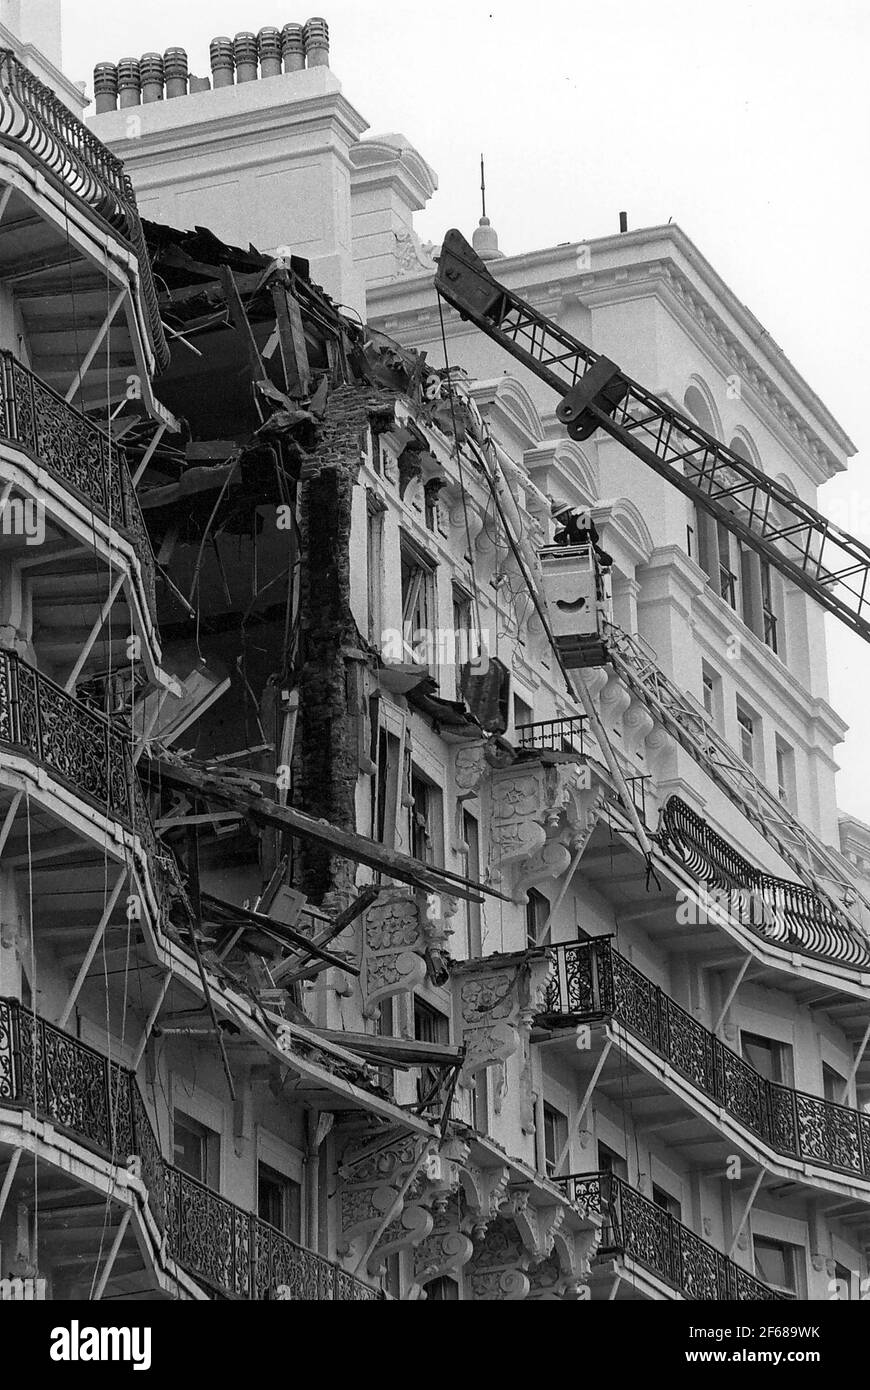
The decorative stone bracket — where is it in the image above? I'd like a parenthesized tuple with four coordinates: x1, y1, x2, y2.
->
(337, 1133, 471, 1276)
(361, 887, 458, 1018)
(489, 759, 605, 902)
(453, 951, 553, 1122)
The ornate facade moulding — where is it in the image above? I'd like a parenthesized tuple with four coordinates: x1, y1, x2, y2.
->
(452, 949, 553, 1127)
(361, 887, 458, 1018)
(489, 758, 606, 902)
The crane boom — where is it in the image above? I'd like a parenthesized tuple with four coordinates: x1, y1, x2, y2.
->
(435, 230, 870, 644)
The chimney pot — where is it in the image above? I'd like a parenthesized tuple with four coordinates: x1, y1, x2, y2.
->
(258, 27, 282, 77)
(93, 61, 118, 113)
(303, 17, 329, 67)
(140, 51, 164, 103)
(210, 36, 235, 87)
(281, 23, 305, 72)
(233, 31, 259, 82)
(116, 57, 141, 108)
(164, 47, 189, 99)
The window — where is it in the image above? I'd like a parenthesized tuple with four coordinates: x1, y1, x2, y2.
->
(753, 1236, 803, 1297)
(462, 810, 482, 957)
(173, 1111, 219, 1189)
(775, 736, 795, 807)
(736, 700, 758, 770)
(823, 1063, 846, 1104)
(258, 1162, 302, 1242)
(686, 517, 695, 560)
(652, 1183, 682, 1222)
(426, 1276, 460, 1300)
(414, 997, 450, 1113)
(717, 522, 737, 609)
(472, 1069, 489, 1133)
(366, 495, 385, 645)
(701, 665, 721, 729)
(409, 771, 443, 866)
(760, 559, 778, 653)
(513, 694, 534, 735)
(452, 585, 473, 687)
(401, 537, 437, 671)
(542, 1102, 569, 1178)
(374, 726, 402, 847)
(741, 1031, 794, 1086)
(598, 1141, 628, 1181)
(702, 671, 714, 717)
(525, 887, 550, 947)
(833, 1261, 854, 1299)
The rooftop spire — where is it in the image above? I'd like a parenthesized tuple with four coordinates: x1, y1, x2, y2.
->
(472, 152, 503, 260)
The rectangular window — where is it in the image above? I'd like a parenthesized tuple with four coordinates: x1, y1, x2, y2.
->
(414, 998, 450, 1114)
(513, 694, 534, 735)
(525, 886, 550, 947)
(597, 1141, 628, 1182)
(760, 559, 778, 653)
(741, 1031, 794, 1086)
(736, 700, 758, 770)
(366, 495, 385, 646)
(652, 1183, 682, 1222)
(173, 1110, 219, 1190)
(409, 771, 443, 866)
(753, 1236, 803, 1297)
(823, 1063, 846, 1104)
(258, 1162, 302, 1243)
(401, 537, 437, 672)
(717, 522, 737, 609)
(462, 809, 482, 957)
(452, 585, 473, 687)
(701, 664, 721, 729)
(542, 1102, 569, 1178)
(374, 726, 402, 847)
(775, 735, 795, 807)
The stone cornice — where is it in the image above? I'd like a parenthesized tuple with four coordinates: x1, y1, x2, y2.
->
(369, 224, 853, 485)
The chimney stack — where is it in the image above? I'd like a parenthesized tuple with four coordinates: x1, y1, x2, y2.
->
(116, 57, 141, 108)
(209, 37, 235, 88)
(164, 48, 189, 99)
(303, 17, 329, 67)
(258, 27, 282, 77)
(233, 32, 258, 82)
(140, 52, 164, 103)
(93, 61, 118, 113)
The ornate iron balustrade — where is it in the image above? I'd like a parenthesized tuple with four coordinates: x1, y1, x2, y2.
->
(545, 936, 870, 1182)
(558, 1171, 786, 1300)
(0, 50, 169, 372)
(0, 997, 380, 1301)
(659, 796, 870, 968)
(0, 352, 156, 621)
(516, 715, 588, 756)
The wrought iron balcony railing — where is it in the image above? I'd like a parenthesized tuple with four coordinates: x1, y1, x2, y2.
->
(0, 50, 169, 371)
(659, 796, 870, 968)
(516, 715, 588, 756)
(544, 936, 870, 1182)
(0, 998, 380, 1301)
(0, 352, 157, 620)
(558, 1171, 786, 1300)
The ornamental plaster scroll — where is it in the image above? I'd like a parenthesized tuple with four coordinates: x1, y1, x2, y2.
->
(361, 887, 458, 1017)
(458, 1163, 512, 1243)
(489, 760, 606, 902)
(510, 1188, 565, 1263)
(454, 955, 553, 1123)
(411, 1215, 475, 1298)
(454, 742, 488, 801)
(465, 1216, 531, 1301)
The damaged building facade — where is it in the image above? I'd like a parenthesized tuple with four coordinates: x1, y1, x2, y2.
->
(0, 3, 868, 1302)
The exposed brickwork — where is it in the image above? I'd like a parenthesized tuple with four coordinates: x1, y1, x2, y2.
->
(294, 383, 395, 904)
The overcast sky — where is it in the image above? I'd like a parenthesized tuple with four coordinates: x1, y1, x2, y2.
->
(60, 0, 870, 820)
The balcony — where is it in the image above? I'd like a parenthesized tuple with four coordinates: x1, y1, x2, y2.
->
(558, 1171, 785, 1300)
(544, 936, 870, 1183)
(0, 49, 168, 372)
(0, 351, 157, 621)
(0, 998, 380, 1301)
(659, 796, 870, 968)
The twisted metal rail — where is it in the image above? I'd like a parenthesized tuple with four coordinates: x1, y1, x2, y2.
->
(559, 1171, 787, 1300)
(0, 50, 169, 372)
(545, 936, 870, 1182)
(0, 998, 379, 1300)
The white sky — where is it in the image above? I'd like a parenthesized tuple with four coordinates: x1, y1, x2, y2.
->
(59, 0, 870, 820)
